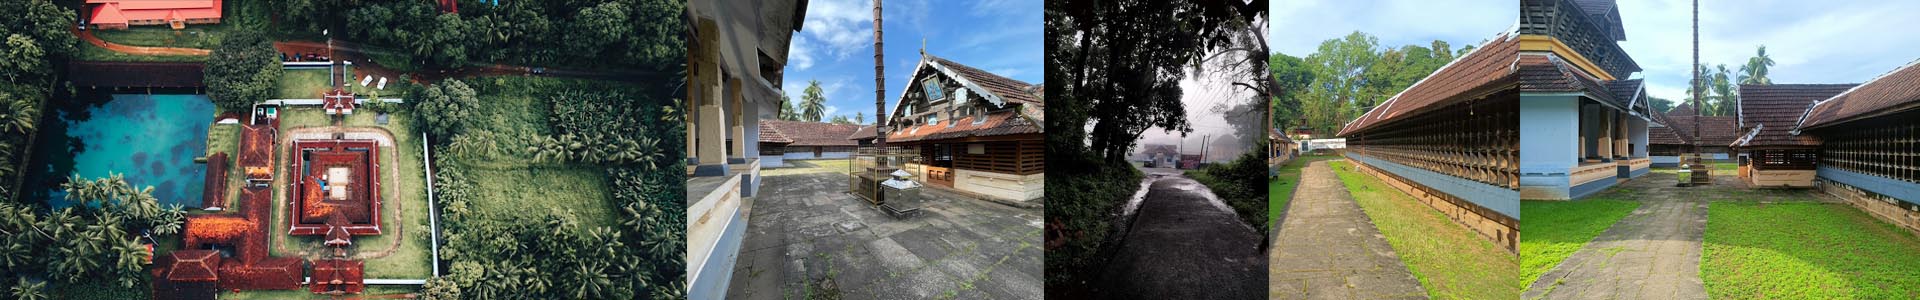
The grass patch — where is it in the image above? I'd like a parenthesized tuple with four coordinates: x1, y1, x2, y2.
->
(1328, 160, 1518, 299)
(221, 286, 419, 300)
(1702, 201, 1920, 299)
(1269, 155, 1340, 224)
(205, 123, 243, 207)
(462, 165, 615, 227)
(76, 42, 206, 62)
(276, 69, 334, 99)
(92, 27, 225, 49)
(1519, 199, 1639, 288)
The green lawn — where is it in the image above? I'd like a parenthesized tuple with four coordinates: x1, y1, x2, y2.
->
(264, 107, 434, 279)
(1519, 199, 1639, 288)
(445, 76, 625, 230)
(277, 69, 334, 99)
(204, 123, 242, 208)
(221, 286, 419, 300)
(1269, 155, 1340, 225)
(92, 27, 226, 49)
(764, 159, 856, 176)
(1702, 201, 1920, 299)
(1328, 160, 1519, 299)
(75, 42, 207, 62)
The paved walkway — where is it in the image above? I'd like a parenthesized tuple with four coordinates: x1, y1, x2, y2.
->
(725, 165, 1043, 300)
(1524, 173, 1709, 300)
(1095, 173, 1265, 299)
(1269, 161, 1426, 299)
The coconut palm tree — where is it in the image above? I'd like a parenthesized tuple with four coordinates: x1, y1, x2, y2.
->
(801, 79, 827, 122)
(1710, 64, 1738, 116)
(10, 278, 46, 300)
(1740, 45, 1775, 85)
(0, 95, 37, 134)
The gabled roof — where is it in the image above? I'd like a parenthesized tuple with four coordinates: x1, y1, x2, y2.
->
(86, 0, 222, 24)
(1271, 127, 1293, 144)
(1661, 103, 1739, 146)
(760, 120, 861, 146)
(887, 110, 1039, 143)
(1734, 84, 1854, 147)
(160, 250, 222, 282)
(1517, 53, 1635, 114)
(888, 54, 1043, 123)
(1570, 0, 1625, 41)
(757, 121, 791, 144)
(1340, 31, 1519, 136)
(1797, 59, 1920, 130)
(847, 125, 876, 141)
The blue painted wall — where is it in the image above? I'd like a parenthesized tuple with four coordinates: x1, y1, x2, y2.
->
(1818, 166, 1920, 205)
(1521, 94, 1580, 199)
(1629, 117, 1649, 157)
(1349, 153, 1519, 218)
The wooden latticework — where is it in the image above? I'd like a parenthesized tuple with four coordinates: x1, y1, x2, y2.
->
(951, 139, 1044, 175)
(1817, 110, 1920, 183)
(1348, 94, 1519, 189)
(1750, 149, 1818, 170)
(1519, 0, 1640, 77)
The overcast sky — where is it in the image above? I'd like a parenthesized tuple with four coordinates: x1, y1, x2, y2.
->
(782, 0, 1041, 123)
(1615, 0, 1920, 102)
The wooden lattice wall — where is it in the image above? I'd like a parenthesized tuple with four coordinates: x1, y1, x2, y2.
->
(1751, 149, 1819, 170)
(1818, 110, 1920, 183)
(1349, 93, 1519, 189)
(1519, 0, 1639, 77)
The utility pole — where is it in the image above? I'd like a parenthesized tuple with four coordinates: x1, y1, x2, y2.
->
(1201, 135, 1210, 163)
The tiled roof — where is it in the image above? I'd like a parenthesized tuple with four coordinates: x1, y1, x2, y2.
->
(847, 125, 876, 141)
(1735, 84, 1854, 147)
(1649, 106, 1689, 145)
(1662, 105, 1738, 146)
(760, 120, 861, 146)
(1341, 31, 1518, 136)
(1517, 53, 1627, 110)
(1798, 60, 1920, 130)
(757, 121, 791, 143)
(887, 110, 1039, 143)
(928, 55, 1042, 108)
(1605, 79, 1642, 107)
(160, 250, 221, 282)
(87, 0, 222, 25)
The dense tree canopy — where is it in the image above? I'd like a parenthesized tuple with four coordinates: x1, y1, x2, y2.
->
(290, 0, 685, 69)
(418, 80, 480, 139)
(1270, 32, 1471, 137)
(205, 31, 282, 112)
(1, 175, 186, 292)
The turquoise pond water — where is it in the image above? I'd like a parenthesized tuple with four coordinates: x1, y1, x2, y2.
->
(30, 94, 213, 208)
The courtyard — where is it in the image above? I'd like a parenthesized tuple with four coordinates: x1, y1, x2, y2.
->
(724, 160, 1044, 300)
(1523, 167, 1920, 299)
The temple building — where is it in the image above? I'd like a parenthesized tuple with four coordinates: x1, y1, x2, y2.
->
(882, 53, 1045, 202)
(1658, 103, 1739, 161)
(685, 0, 806, 298)
(1517, 0, 1656, 201)
(83, 0, 223, 30)
(286, 139, 383, 242)
(1730, 84, 1855, 187)
(1789, 61, 1920, 234)
(1337, 29, 1518, 250)
(1271, 127, 1296, 176)
(757, 120, 862, 168)
(1646, 106, 1690, 167)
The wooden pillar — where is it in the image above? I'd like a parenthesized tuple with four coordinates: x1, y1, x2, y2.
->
(729, 78, 747, 161)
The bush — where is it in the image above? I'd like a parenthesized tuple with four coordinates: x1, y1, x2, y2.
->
(1042, 155, 1143, 292)
(1187, 151, 1271, 234)
(204, 30, 280, 112)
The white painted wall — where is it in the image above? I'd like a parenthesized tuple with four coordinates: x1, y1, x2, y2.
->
(955, 169, 1044, 201)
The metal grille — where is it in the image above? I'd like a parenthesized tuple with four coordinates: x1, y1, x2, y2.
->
(1818, 110, 1920, 183)
(1752, 149, 1818, 170)
(1349, 94, 1519, 189)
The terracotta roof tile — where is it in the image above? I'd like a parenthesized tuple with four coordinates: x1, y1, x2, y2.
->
(928, 56, 1042, 108)
(1799, 60, 1920, 129)
(1341, 31, 1519, 136)
(1735, 84, 1854, 147)
(886, 110, 1039, 143)
(760, 120, 861, 146)
(757, 121, 791, 144)
(1663, 109, 1738, 146)
(847, 125, 876, 141)
(1517, 53, 1626, 109)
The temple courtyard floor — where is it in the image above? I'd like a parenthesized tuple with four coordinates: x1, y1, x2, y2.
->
(1524, 168, 1920, 299)
(725, 160, 1044, 300)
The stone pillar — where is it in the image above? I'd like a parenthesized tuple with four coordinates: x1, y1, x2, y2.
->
(1615, 111, 1629, 158)
(693, 50, 728, 176)
(1598, 109, 1613, 160)
(729, 78, 748, 163)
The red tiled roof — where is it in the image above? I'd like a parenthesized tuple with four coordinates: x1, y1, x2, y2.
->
(1734, 84, 1854, 147)
(87, 0, 222, 25)
(159, 250, 222, 282)
(927, 56, 1042, 108)
(310, 259, 366, 294)
(886, 110, 1039, 143)
(760, 120, 861, 146)
(1342, 32, 1518, 136)
(1517, 53, 1628, 110)
(758, 121, 792, 144)
(847, 125, 877, 141)
(1648, 107, 1690, 145)
(1798, 60, 1920, 130)
(1663, 107, 1738, 146)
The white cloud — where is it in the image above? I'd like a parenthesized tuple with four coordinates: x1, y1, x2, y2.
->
(802, 0, 877, 60)
(789, 36, 817, 70)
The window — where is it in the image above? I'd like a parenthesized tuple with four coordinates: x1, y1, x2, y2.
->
(922, 78, 944, 101)
(968, 144, 986, 155)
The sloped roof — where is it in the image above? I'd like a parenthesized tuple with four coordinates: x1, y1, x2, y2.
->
(760, 120, 861, 146)
(757, 121, 791, 144)
(160, 250, 221, 282)
(927, 55, 1042, 108)
(1341, 31, 1519, 136)
(1798, 60, 1920, 130)
(887, 110, 1039, 143)
(1649, 107, 1690, 145)
(847, 125, 876, 141)
(889, 54, 1045, 124)
(1605, 79, 1643, 108)
(1517, 53, 1628, 110)
(1735, 84, 1855, 147)
(86, 0, 222, 24)
(1662, 104, 1738, 146)
(1272, 127, 1294, 144)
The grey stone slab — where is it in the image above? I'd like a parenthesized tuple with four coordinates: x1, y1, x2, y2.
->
(1525, 172, 1711, 300)
(1269, 161, 1428, 300)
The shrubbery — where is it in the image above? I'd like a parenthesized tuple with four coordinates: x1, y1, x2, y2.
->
(1043, 155, 1143, 290)
(1186, 151, 1271, 234)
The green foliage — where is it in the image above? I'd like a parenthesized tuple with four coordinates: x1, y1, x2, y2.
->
(205, 30, 281, 112)
(1269, 53, 1314, 131)
(828, 115, 853, 125)
(10, 278, 47, 300)
(308, 0, 686, 69)
(1041, 155, 1143, 292)
(801, 80, 827, 122)
(417, 79, 480, 139)
(778, 92, 801, 121)
(1739, 45, 1775, 85)
(1185, 151, 1272, 233)
(0, 175, 184, 292)
(1284, 31, 1465, 137)
(1519, 199, 1639, 288)
(0, 0, 78, 61)
(1, 35, 48, 84)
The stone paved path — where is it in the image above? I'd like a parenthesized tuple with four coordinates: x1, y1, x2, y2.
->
(1524, 173, 1709, 300)
(1095, 174, 1265, 299)
(1269, 161, 1427, 300)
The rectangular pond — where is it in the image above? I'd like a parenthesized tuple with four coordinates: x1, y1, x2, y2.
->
(26, 93, 214, 208)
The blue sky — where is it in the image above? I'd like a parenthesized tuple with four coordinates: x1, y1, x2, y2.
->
(1616, 0, 1920, 102)
(782, 0, 1042, 124)
(1268, 0, 1514, 59)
